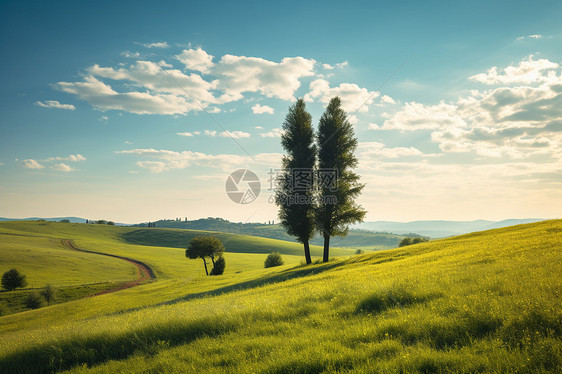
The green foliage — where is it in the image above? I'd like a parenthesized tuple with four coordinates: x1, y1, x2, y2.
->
(96, 220, 107, 225)
(399, 237, 429, 247)
(24, 291, 43, 309)
(355, 249, 365, 254)
(264, 251, 284, 268)
(276, 99, 317, 264)
(107, 221, 115, 226)
(210, 256, 226, 276)
(186, 236, 225, 276)
(1, 268, 27, 291)
(40, 284, 57, 306)
(316, 97, 366, 261)
(59, 219, 70, 223)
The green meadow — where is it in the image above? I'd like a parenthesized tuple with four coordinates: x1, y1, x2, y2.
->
(0, 220, 561, 373)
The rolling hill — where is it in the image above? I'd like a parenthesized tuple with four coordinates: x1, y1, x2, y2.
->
(133, 217, 407, 249)
(0, 220, 560, 373)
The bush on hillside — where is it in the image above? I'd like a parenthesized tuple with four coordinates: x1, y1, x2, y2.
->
(40, 284, 57, 306)
(265, 252, 284, 268)
(210, 256, 226, 275)
(1, 268, 28, 291)
(399, 237, 429, 247)
(25, 292, 43, 309)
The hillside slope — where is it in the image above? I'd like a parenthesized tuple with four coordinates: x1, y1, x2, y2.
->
(134, 218, 406, 249)
(0, 220, 560, 373)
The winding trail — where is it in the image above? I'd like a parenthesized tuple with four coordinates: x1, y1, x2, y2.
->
(60, 239, 156, 296)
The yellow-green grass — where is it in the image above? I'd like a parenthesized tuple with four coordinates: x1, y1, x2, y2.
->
(0, 230, 137, 287)
(0, 221, 310, 316)
(0, 220, 560, 373)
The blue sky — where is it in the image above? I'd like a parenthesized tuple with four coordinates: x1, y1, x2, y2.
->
(1, 0, 561, 223)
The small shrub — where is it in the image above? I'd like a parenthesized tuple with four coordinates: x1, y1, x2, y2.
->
(264, 252, 284, 268)
(1, 268, 28, 291)
(355, 249, 365, 255)
(210, 256, 226, 275)
(399, 237, 429, 247)
(40, 284, 57, 306)
(25, 292, 44, 309)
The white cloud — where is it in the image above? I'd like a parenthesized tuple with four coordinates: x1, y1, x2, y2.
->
(214, 55, 315, 101)
(35, 100, 75, 110)
(380, 56, 562, 161)
(20, 154, 85, 172)
(204, 130, 217, 136)
(304, 79, 381, 112)
(100, 115, 108, 122)
(380, 101, 466, 130)
(323, 63, 334, 70)
(52, 163, 74, 172)
(158, 60, 173, 68)
(469, 55, 559, 85)
(175, 48, 214, 74)
(379, 95, 396, 105)
(140, 42, 169, 48)
(251, 104, 274, 114)
(121, 51, 140, 58)
(117, 148, 281, 172)
(21, 159, 44, 169)
(177, 132, 194, 137)
(260, 128, 284, 138)
(219, 130, 250, 139)
(55, 75, 199, 115)
(516, 34, 542, 41)
(358, 141, 424, 159)
(254, 126, 264, 129)
(336, 61, 348, 69)
(53, 49, 319, 115)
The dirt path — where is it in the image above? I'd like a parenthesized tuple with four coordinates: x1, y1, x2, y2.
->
(61, 239, 156, 296)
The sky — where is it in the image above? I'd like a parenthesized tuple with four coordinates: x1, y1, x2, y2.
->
(1, 0, 561, 224)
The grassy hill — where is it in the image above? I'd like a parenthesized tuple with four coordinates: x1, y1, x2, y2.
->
(0, 220, 560, 372)
(135, 217, 406, 249)
(0, 221, 336, 315)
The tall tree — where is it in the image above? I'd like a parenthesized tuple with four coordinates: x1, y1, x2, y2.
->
(316, 97, 366, 262)
(276, 99, 317, 264)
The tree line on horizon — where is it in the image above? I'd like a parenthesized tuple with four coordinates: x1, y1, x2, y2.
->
(276, 97, 366, 264)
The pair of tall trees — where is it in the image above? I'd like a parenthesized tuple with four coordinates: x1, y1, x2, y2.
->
(276, 97, 366, 263)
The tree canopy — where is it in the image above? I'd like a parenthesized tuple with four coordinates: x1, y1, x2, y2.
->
(186, 236, 225, 276)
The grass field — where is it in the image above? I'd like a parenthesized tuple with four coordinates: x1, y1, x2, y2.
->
(0, 220, 561, 373)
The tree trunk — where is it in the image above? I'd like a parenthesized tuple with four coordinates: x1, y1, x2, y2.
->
(210, 255, 216, 267)
(323, 234, 330, 262)
(202, 258, 209, 276)
(303, 240, 312, 264)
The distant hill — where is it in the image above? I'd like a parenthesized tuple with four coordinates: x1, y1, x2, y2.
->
(353, 218, 548, 238)
(0, 216, 87, 223)
(133, 217, 408, 250)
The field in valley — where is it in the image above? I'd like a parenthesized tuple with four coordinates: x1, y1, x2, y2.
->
(0, 220, 560, 373)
